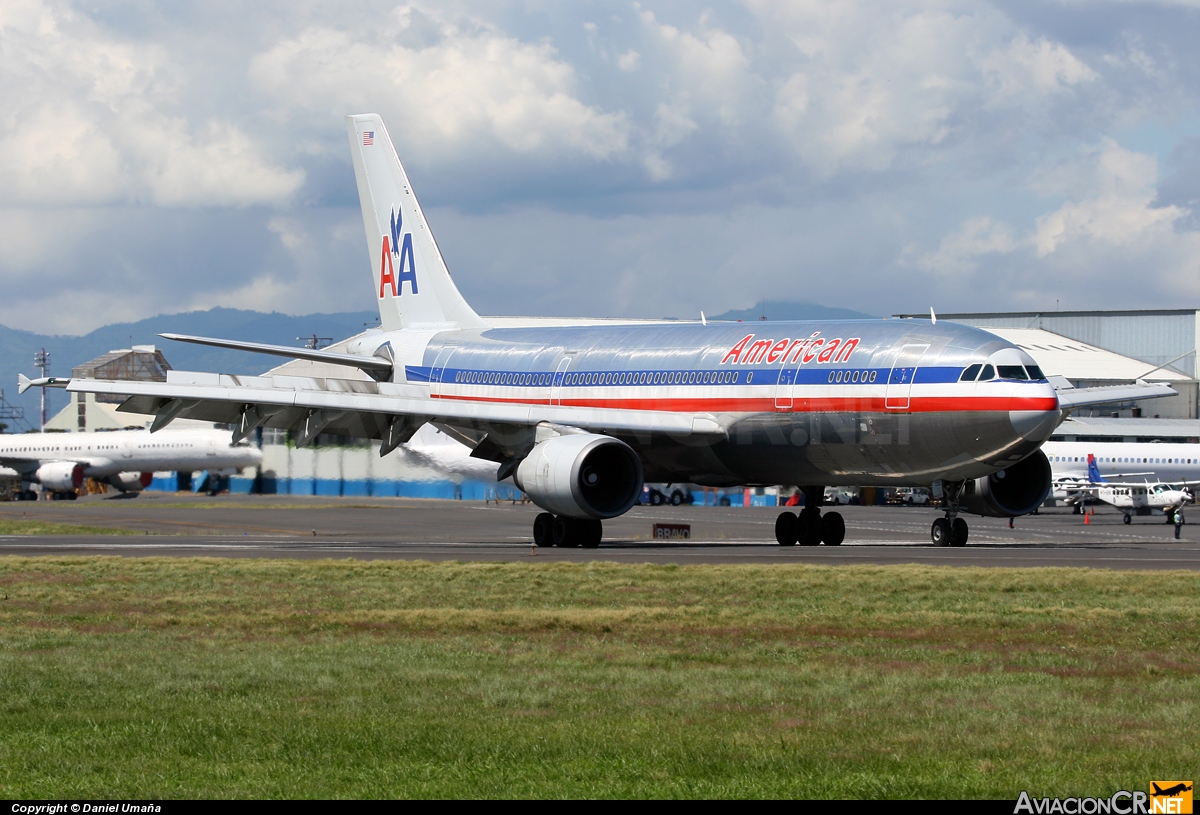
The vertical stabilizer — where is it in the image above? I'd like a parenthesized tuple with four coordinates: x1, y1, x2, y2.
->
(346, 114, 487, 332)
(1086, 454, 1107, 483)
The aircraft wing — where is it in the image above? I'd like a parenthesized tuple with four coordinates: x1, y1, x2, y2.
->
(0, 455, 42, 473)
(1051, 379, 1178, 410)
(0, 454, 114, 470)
(66, 371, 729, 451)
(1072, 478, 1200, 488)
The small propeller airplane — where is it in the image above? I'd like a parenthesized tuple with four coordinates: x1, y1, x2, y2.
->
(1054, 454, 1197, 525)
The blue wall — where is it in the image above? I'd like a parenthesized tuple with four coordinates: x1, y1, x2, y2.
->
(145, 474, 519, 501)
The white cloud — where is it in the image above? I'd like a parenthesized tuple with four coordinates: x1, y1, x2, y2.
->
(248, 8, 629, 162)
(919, 217, 1018, 275)
(0, 0, 303, 207)
(0, 0, 1198, 335)
(981, 34, 1096, 101)
(1034, 141, 1185, 256)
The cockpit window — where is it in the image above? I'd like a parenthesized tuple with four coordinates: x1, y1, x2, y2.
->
(960, 364, 982, 382)
(1025, 365, 1045, 380)
(978, 364, 995, 381)
(996, 365, 1028, 380)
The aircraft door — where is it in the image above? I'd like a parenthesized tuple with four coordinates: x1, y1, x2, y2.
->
(775, 359, 796, 410)
(885, 343, 929, 410)
(430, 344, 459, 398)
(550, 353, 574, 406)
(120, 439, 133, 459)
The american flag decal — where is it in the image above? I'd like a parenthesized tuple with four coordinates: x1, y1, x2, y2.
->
(363, 131, 374, 145)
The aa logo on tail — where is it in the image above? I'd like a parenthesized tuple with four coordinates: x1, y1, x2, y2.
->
(380, 207, 417, 298)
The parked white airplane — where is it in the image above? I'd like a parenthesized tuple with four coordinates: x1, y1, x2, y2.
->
(0, 427, 263, 500)
(1046, 440, 1200, 484)
(1046, 442, 1198, 523)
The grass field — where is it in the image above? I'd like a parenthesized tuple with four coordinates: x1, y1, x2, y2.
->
(1, 557, 1196, 798)
(0, 520, 135, 535)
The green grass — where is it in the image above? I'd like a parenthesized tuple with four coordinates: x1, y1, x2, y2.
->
(0, 558, 1196, 798)
(0, 520, 135, 535)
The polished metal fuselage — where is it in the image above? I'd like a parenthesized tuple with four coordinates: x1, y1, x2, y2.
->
(398, 318, 1059, 488)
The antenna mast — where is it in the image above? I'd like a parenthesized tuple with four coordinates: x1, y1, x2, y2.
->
(33, 348, 50, 431)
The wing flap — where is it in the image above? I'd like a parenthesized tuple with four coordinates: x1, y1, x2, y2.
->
(72, 373, 723, 439)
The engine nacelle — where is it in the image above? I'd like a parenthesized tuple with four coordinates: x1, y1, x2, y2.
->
(105, 472, 154, 493)
(34, 462, 84, 491)
(960, 449, 1052, 518)
(514, 434, 643, 519)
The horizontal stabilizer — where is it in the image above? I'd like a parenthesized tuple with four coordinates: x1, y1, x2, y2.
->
(1055, 382, 1177, 410)
(160, 333, 392, 375)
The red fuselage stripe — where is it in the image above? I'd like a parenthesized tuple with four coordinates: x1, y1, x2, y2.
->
(430, 393, 1059, 413)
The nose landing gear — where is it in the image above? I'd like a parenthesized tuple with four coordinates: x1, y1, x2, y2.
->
(931, 481, 968, 546)
(775, 486, 845, 546)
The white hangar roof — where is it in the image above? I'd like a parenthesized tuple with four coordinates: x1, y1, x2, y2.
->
(982, 328, 1192, 383)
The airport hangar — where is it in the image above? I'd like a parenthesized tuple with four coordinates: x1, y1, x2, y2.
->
(39, 308, 1200, 498)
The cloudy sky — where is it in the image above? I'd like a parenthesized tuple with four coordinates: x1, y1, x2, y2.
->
(2, 0, 1198, 334)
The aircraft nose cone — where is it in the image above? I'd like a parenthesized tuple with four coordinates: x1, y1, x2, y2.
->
(1009, 409, 1058, 443)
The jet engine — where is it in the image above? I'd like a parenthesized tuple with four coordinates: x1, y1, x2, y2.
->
(960, 449, 1052, 518)
(105, 472, 155, 493)
(34, 462, 84, 491)
(514, 434, 643, 519)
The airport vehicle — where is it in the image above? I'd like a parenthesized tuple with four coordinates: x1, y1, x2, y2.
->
(642, 483, 694, 506)
(1052, 452, 1195, 524)
(51, 114, 1171, 546)
(887, 487, 930, 506)
(0, 427, 262, 499)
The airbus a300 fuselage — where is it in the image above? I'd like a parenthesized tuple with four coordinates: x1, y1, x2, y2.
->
(392, 320, 1059, 488)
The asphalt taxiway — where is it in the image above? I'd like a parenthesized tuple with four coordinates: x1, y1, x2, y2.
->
(1, 493, 1198, 569)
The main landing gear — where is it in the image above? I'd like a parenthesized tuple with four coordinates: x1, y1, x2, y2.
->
(931, 480, 968, 547)
(775, 486, 845, 546)
(533, 512, 602, 549)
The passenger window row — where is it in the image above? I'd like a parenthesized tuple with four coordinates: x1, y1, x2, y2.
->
(452, 370, 743, 386)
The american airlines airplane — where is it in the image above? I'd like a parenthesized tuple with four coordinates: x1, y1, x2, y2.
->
(0, 427, 262, 500)
(49, 114, 1170, 546)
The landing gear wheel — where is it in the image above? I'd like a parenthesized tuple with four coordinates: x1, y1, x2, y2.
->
(1123, 514, 1131, 525)
(798, 511, 822, 546)
(931, 518, 952, 547)
(1072, 504, 1082, 515)
(821, 511, 845, 546)
(951, 518, 968, 547)
(775, 512, 798, 546)
(580, 519, 603, 549)
(552, 516, 578, 548)
(533, 512, 554, 547)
